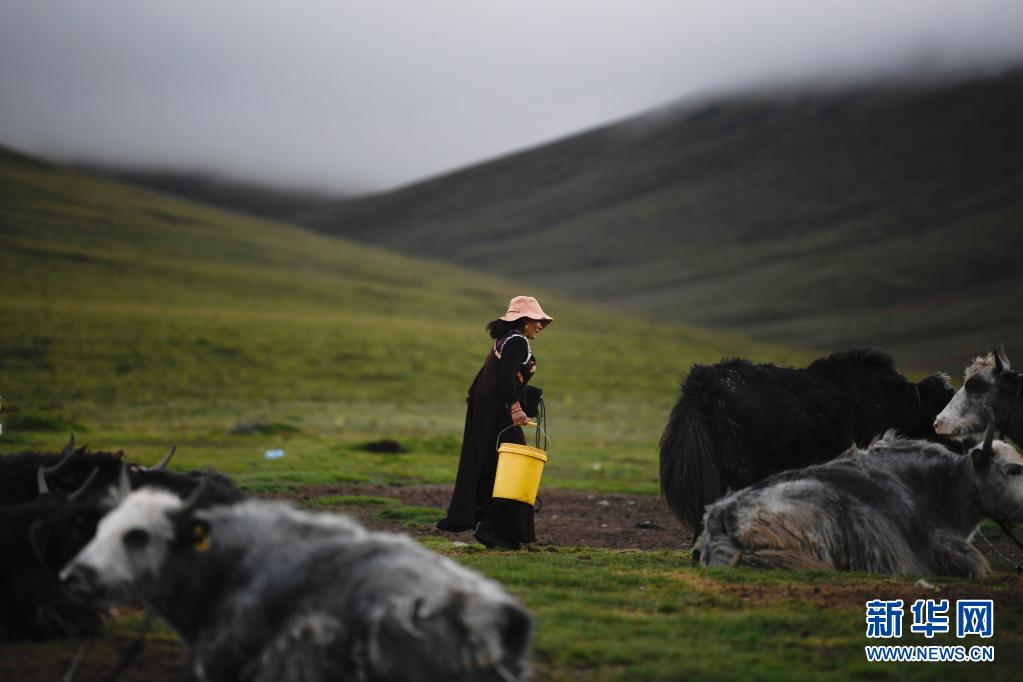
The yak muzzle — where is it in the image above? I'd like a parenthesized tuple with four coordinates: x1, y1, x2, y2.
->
(60, 563, 101, 602)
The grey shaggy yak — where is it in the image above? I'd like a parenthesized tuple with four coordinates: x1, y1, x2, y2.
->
(694, 422, 1023, 577)
(62, 485, 532, 681)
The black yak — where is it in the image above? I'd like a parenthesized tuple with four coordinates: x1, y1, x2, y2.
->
(0, 438, 240, 641)
(694, 422, 1023, 577)
(660, 349, 954, 533)
(62, 481, 532, 682)
(0, 468, 107, 639)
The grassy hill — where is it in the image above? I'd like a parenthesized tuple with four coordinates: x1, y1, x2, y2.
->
(0, 144, 810, 490)
(287, 69, 1023, 373)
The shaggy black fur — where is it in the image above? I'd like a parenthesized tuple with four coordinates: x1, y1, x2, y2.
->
(660, 348, 954, 534)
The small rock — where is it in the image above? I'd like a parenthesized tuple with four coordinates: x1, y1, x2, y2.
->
(600, 523, 609, 528)
(627, 500, 636, 506)
(914, 579, 940, 591)
(596, 500, 610, 508)
(591, 462, 603, 471)
(452, 541, 470, 548)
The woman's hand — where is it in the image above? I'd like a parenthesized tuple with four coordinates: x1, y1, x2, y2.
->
(510, 402, 529, 426)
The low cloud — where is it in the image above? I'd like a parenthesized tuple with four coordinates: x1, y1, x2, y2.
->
(1, 0, 1021, 191)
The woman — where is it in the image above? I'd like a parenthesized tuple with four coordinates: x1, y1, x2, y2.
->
(437, 295, 552, 549)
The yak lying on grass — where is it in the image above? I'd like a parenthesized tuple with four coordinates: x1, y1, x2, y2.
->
(694, 421, 1023, 577)
(62, 480, 533, 682)
(660, 349, 954, 533)
(935, 348, 1023, 444)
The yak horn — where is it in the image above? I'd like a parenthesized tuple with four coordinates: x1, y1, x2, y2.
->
(37, 467, 50, 495)
(119, 462, 133, 499)
(983, 407, 996, 456)
(169, 474, 212, 521)
(997, 345, 1012, 372)
(43, 433, 77, 475)
(152, 445, 176, 471)
(68, 469, 101, 504)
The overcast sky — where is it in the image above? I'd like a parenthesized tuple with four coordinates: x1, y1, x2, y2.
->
(2, 1, 1022, 192)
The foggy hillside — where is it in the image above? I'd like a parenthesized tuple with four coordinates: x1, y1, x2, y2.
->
(294, 70, 1023, 370)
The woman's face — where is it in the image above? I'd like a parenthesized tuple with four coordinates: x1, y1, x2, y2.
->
(523, 320, 543, 340)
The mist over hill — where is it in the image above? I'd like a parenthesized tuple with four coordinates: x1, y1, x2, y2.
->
(289, 69, 1023, 371)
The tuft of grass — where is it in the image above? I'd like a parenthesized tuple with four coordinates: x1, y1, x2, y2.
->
(355, 439, 407, 454)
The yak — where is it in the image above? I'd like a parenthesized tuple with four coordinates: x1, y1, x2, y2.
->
(693, 420, 1023, 577)
(934, 348, 1023, 444)
(62, 478, 533, 682)
(0, 439, 240, 641)
(660, 349, 954, 534)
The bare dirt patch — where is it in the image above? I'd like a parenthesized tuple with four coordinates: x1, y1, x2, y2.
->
(264, 483, 694, 550)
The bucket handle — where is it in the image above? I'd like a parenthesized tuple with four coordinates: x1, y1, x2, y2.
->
(496, 421, 551, 453)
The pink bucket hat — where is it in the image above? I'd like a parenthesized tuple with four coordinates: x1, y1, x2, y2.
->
(499, 296, 553, 329)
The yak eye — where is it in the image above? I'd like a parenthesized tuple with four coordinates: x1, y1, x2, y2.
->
(1007, 465, 1023, 477)
(965, 377, 988, 394)
(123, 528, 150, 550)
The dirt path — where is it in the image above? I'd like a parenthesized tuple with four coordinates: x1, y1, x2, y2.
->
(265, 483, 694, 550)
(261, 483, 1023, 571)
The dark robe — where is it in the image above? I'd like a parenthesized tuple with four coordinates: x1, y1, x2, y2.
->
(439, 333, 540, 543)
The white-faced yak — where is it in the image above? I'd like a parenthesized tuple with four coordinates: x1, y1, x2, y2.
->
(935, 348, 1023, 444)
(660, 349, 954, 534)
(694, 422, 1023, 577)
(61, 478, 532, 682)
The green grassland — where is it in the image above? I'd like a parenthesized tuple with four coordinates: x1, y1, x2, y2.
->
(2, 147, 1018, 679)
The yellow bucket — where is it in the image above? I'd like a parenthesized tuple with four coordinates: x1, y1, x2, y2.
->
(492, 422, 549, 505)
